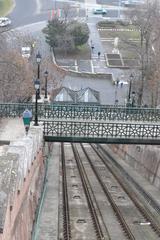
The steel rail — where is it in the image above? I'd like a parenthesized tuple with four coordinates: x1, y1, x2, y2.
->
(61, 143, 71, 240)
(71, 143, 105, 240)
(81, 144, 135, 240)
(91, 144, 160, 236)
(99, 145, 160, 215)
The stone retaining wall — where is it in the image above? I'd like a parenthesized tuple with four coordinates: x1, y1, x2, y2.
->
(0, 127, 45, 240)
(109, 144, 160, 189)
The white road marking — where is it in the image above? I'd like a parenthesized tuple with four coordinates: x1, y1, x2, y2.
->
(90, 60, 94, 73)
(75, 60, 78, 72)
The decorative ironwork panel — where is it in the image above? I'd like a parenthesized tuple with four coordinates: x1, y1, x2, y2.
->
(0, 103, 33, 117)
(43, 120, 160, 144)
(0, 103, 160, 122)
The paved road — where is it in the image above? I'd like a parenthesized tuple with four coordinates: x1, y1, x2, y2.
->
(7, 0, 125, 28)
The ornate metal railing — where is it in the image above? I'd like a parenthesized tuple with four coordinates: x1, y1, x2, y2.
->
(43, 120, 160, 144)
(0, 103, 160, 122)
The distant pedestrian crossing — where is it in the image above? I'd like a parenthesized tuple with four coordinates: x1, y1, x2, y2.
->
(91, 53, 105, 60)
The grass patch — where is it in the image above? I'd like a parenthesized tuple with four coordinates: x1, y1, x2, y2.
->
(98, 20, 133, 28)
(55, 43, 91, 60)
(99, 29, 140, 40)
(0, 0, 13, 16)
(98, 20, 140, 67)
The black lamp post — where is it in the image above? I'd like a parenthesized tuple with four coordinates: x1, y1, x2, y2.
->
(36, 52, 42, 99)
(34, 79, 40, 126)
(131, 91, 136, 107)
(44, 70, 49, 99)
(128, 73, 134, 105)
(114, 78, 119, 105)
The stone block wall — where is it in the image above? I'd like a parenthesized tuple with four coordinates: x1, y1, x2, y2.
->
(0, 127, 45, 240)
(109, 144, 160, 189)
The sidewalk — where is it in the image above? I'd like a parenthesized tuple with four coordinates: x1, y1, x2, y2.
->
(34, 143, 60, 240)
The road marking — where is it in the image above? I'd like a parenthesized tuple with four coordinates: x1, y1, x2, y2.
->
(98, 28, 139, 32)
(94, 66, 104, 68)
(59, 66, 70, 68)
(90, 60, 94, 73)
(75, 60, 78, 72)
(92, 55, 105, 60)
(101, 38, 140, 42)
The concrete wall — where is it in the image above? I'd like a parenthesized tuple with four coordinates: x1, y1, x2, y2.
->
(0, 127, 45, 240)
(109, 144, 160, 189)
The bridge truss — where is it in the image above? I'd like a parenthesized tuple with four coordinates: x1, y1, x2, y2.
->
(43, 119, 160, 144)
(0, 103, 160, 144)
(0, 103, 160, 122)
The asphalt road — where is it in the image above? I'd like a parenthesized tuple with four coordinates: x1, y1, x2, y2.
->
(7, 0, 123, 28)
(8, 0, 51, 28)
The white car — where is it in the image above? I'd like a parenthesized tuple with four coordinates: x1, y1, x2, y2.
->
(93, 8, 107, 14)
(122, 0, 145, 6)
(0, 17, 11, 27)
(21, 47, 31, 59)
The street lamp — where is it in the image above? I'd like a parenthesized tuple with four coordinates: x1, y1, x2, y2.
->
(34, 79, 40, 126)
(128, 73, 134, 105)
(44, 70, 49, 99)
(131, 91, 136, 107)
(36, 52, 42, 99)
(114, 78, 119, 105)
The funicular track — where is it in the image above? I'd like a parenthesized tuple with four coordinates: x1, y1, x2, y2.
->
(60, 142, 108, 240)
(60, 143, 160, 239)
(71, 143, 106, 240)
(99, 145, 160, 216)
(80, 143, 136, 240)
(89, 144, 160, 237)
(61, 143, 71, 240)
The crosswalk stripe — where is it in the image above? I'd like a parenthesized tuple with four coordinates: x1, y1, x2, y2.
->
(98, 28, 139, 32)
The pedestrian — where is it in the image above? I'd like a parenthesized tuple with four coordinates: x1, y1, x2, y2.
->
(120, 82, 123, 88)
(98, 51, 101, 59)
(91, 45, 94, 52)
(22, 109, 32, 135)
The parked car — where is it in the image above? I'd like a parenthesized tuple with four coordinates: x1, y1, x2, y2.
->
(93, 8, 107, 14)
(122, 0, 145, 7)
(0, 17, 11, 27)
(21, 47, 31, 59)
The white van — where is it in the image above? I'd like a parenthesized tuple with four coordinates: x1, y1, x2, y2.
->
(0, 17, 11, 27)
(21, 47, 31, 59)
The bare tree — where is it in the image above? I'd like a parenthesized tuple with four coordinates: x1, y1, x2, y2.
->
(123, 0, 160, 106)
(39, 56, 66, 95)
(0, 50, 34, 102)
(0, 30, 42, 102)
(61, 3, 72, 22)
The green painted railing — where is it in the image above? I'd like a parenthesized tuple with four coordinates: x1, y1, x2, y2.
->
(0, 103, 160, 122)
(43, 119, 160, 144)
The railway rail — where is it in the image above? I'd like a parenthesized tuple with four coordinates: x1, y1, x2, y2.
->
(71, 143, 107, 240)
(61, 143, 71, 240)
(90, 144, 160, 236)
(59, 143, 160, 239)
(99, 145, 160, 216)
(80, 143, 136, 240)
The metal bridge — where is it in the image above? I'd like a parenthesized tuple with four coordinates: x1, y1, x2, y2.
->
(0, 103, 160, 144)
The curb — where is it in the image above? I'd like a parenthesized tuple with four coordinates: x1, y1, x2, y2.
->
(51, 50, 113, 81)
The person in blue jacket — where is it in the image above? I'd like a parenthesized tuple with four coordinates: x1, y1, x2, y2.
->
(22, 109, 32, 135)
